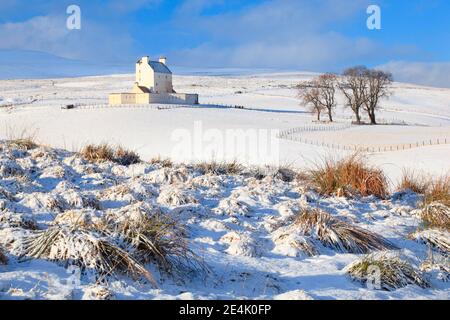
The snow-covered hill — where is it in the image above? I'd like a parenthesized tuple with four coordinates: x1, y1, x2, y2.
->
(0, 141, 448, 300)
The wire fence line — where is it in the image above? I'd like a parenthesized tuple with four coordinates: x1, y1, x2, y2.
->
(62, 102, 243, 111)
(278, 125, 450, 153)
(63, 103, 186, 110)
(277, 123, 352, 139)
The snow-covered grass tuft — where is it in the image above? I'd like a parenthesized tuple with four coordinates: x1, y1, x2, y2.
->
(54, 209, 102, 229)
(0, 212, 38, 230)
(410, 228, 450, 255)
(420, 202, 450, 230)
(103, 210, 207, 277)
(294, 209, 396, 253)
(157, 187, 197, 206)
(272, 229, 319, 257)
(0, 246, 7, 265)
(346, 253, 430, 291)
(195, 160, 243, 176)
(215, 198, 250, 217)
(21, 226, 158, 287)
(309, 154, 388, 198)
(83, 285, 115, 300)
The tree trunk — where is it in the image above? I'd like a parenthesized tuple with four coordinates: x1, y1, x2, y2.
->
(355, 109, 361, 124)
(328, 109, 333, 122)
(369, 111, 377, 125)
(317, 110, 321, 121)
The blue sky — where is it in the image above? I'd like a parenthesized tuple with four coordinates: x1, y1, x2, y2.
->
(0, 0, 449, 86)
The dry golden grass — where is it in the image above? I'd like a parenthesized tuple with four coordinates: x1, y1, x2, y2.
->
(294, 208, 396, 253)
(398, 172, 450, 230)
(4, 126, 39, 151)
(397, 170, 430, 195)
(150, 157, 174, 168)
(80, 144, 140, 166)
(7, 138, 38, 151)
(309, 154, 388, 198)
(398, 172, 449, 206)
(423, 175, 450, 207)
(81, 144, 115, 163)
(346, 254, 430, 291)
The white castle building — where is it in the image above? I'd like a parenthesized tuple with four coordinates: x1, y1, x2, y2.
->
(109, 56, 199, 105)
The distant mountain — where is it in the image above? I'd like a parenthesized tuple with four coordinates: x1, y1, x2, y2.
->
(0, 50, 132, 79)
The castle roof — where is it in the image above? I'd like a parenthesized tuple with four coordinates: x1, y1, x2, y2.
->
(149, 61, 172, 74)
(137, 56, 172, 75)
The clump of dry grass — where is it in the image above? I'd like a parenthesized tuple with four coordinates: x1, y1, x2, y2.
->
(397, 170, 430, 195)
(0, 246, 7, 265)
(103, 211, 206, 277)
(115, 147, 141, 166)
(196, 160, 243, 176)
(4, 126, 38, 151)
(309, 154, 388, 198)
(50, 202, 206, 280)
(80, 144, 140, 166)
(423, 176, 450, 207)
(420, 202, 450, 230)
(21, 226, 158, 287)
(80, 144, 115, 163)
(346, 254, 430, 291)
(255, 165, 297, 182)
(7, 138, 38, 151)
(294, 209, 396, 253)
(399, 173, 450, 231)
(397, 172, 449, 207)
(157, 188, 197, 206)
(150, 157, 173, 168)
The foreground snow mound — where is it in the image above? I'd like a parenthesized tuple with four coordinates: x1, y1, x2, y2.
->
(0, 141, 449, 300)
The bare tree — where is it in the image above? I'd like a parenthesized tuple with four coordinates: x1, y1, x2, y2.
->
(298, 80, 324, 121)
(317, 73, 338, 122)
(362, 69, 393, 125)
(298, 74, 338, 122)
(339, 66, 368, 124)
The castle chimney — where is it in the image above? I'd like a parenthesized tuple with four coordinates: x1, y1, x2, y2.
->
(159, 56, 167, 65)
(141, 56, 149, 64)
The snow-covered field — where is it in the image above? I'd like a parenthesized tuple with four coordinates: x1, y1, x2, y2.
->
(0, 72, 449, 183)
(0, 72, 449, 300)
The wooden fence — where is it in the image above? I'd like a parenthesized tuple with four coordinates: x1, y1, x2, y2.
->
(278, 124, 450, 153)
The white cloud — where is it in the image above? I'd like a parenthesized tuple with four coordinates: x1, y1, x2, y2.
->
(378, 61, 450, 88)
(170, 0, 383, 70)
(0, 15, 133, 62)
